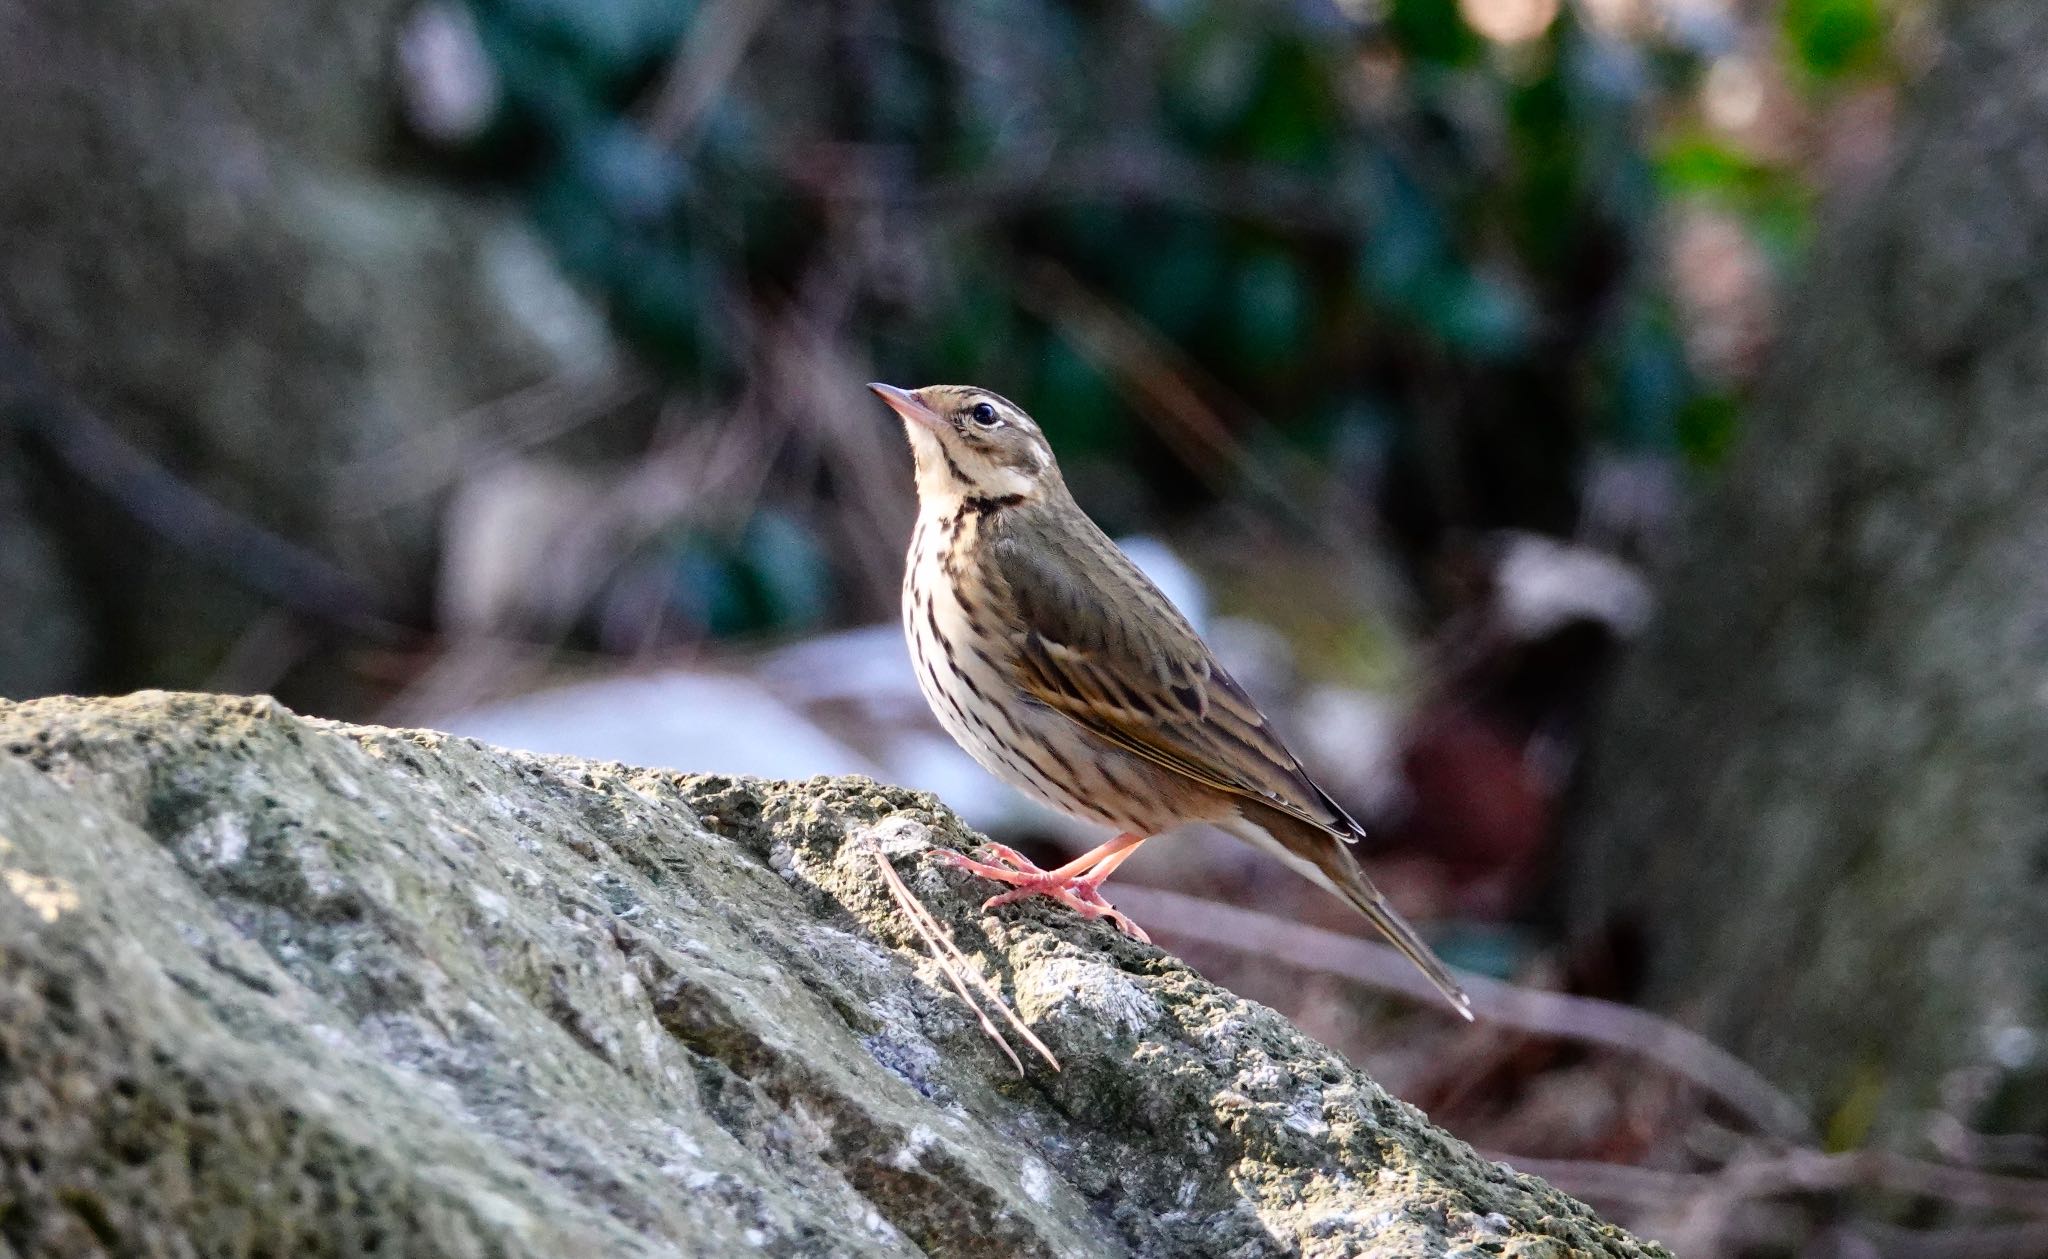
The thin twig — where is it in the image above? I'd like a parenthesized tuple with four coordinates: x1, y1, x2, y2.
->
(1111, 884, 1812, 1140)
(1480, 1153, 1697, 1208)
(1857, 1220, 2048, 1259)
(1495, 1149, 2048, 1224)
(339, 368, 647, 514)
(887, 849, 1024, 1076)
(641, 0, 779, 150)
(1014, 259, 1255, 493)
(792, 143, 1351, 232)
(861, 833, 1059, 1075)
(1491, 1149, 2048, 1259)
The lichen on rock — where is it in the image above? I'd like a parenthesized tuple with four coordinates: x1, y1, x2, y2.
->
(0, 691, 1666, 1258)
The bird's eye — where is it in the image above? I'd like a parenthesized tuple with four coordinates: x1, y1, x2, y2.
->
(968, 402, 1001, 427)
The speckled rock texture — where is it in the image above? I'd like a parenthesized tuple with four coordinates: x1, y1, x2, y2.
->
(0, 692, 1665, 1258)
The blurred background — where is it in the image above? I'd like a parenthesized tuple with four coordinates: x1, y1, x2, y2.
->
(6, 0, 2047, 1252)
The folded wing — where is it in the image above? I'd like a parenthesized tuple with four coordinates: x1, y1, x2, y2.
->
(990, 518, 1363, 841)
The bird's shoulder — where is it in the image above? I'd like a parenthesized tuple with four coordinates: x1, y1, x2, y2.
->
(983, 499, 1198, 654)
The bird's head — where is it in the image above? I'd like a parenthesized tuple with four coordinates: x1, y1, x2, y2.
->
(868, 383, 1059, 507)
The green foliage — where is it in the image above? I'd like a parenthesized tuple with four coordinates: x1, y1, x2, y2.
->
(1388, 0, 1482, 66)
(1658, 131, 1813, 247)
(1782, 0, 1888, 83)
(1676, 391, 1741, 469)
(440, 0, 1809, 636)
(1824, 1059, 1889, 1152)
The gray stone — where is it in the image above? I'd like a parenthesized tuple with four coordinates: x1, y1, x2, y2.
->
(0, 692, 1664, 1257)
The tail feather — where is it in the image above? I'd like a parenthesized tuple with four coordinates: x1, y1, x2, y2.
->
(1332, 868, 1474, 1020)
(1228, 804, 1474, 1021)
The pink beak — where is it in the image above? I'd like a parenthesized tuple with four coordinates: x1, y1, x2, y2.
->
(868, 382, 946, 432)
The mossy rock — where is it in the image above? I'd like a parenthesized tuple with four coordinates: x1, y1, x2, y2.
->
(0, 692, 1666, 1257)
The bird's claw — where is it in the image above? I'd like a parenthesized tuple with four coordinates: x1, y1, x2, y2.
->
(983, 884, 1150, 943)
(930, 847, 1037, 883)
(934, 846, 1151, 942)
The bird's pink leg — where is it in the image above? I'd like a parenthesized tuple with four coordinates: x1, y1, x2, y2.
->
(936, 833, 1152, 941)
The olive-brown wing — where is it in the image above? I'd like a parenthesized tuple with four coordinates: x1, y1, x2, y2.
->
(989, 516, 1361, 839)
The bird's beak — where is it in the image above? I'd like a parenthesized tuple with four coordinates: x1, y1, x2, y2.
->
(868, 382, 946, 433)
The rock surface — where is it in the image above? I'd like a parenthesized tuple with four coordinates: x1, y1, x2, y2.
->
(0, 692, 1664, 1258)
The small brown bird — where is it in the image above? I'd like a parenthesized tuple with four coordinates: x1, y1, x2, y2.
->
(870, 382, 1472, 1019)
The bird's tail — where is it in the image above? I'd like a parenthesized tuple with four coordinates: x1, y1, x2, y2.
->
(1330, 863, 1474, 1020)
(1230, 805, 1474, 1021)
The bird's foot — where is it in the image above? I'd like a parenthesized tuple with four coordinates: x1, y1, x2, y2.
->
(934, 845, 1151, 943)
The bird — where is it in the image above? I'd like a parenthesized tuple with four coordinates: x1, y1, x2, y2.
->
(868, 382, 1472, 1020)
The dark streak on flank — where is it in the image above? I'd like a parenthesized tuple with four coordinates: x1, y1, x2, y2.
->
(1000, 751, 1059, 804)
(955, 665, 989, 704)
(922, 655, 972, 726)
(970, 643, 1005, 677)
(1098, 760, 1137, 798)
(1008, 743, 1068, 800)
(1034, 732, 1080, 780)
